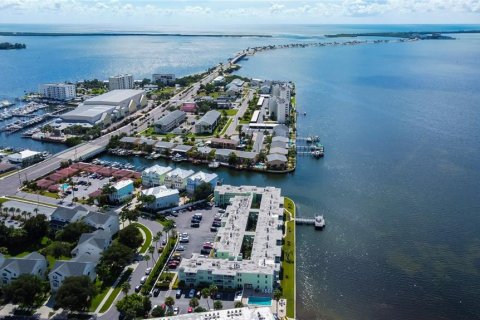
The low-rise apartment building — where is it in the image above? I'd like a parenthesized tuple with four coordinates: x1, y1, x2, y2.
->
(194, 110, 221, 134)
(154, 110, 186, 134)
(0, 252, 47, 285)
(141, 165, 173, 187)
(164, 168, 194, 190)
(141, 186, 179, 210)
(186, 171, 218, 194)
(109, 179, 134, 203)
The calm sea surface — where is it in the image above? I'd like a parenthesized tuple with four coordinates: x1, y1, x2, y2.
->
(1, 24, 480, 319)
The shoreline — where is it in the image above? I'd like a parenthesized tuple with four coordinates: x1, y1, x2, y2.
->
(0, 31, 272, 38)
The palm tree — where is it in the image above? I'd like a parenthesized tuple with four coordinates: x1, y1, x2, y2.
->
(148, 246, 156, 264)
(273, 289, 283, 315)
(33, 207, 39, 215)
(144, 254, 151, 267)
(163, 220, 175, 239)
(153, 234, 160, 250)
(164, 296, 175, 310)
(189, 297, 199, 309)
(201, 288, 211, 310)
(208, 285, 218, 308)
(121, 282, 131, 296)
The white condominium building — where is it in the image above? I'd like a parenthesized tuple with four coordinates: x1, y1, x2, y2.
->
(109, 74, 134, 90)
(141, 165, 173, 187)
(178, 185, 284, 292)
(39, 83, 76, 101)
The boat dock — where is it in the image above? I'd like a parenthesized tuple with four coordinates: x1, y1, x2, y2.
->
(295, 136, 325, 158)
(294, 215, 326, 229)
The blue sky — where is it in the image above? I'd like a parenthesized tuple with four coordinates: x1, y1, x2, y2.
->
(1, 0, 479, 26)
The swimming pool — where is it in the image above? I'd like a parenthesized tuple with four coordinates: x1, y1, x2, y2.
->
(247, 296, 272, 306)
(60, 183, 70, 191)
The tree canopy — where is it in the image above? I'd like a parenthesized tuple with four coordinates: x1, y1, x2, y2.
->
(55, 276, 96, 312)
(23, 214, 49, 241)
(193, 182, 213, 201)
(97, 242, 134, 282)
(3, 274, 46, 308)
(118, 224, 143, 249)
(56, 221, 92, 243)
(116, 293, 151, 319)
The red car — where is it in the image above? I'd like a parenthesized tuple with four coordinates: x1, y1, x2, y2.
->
(188, 307, 193, 313)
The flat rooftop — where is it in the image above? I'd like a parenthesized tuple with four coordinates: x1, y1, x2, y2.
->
(85, 89, 145, 104)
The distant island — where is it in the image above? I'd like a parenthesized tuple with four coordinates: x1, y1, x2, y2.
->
(325, 30, 480, 40)
(0, 31, 271, 38)
(0, 42, 26, 50)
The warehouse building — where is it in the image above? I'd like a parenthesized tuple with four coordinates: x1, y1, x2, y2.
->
(60, 89, 146, 126)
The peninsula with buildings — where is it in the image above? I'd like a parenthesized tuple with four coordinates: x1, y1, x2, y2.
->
(0, 42, 26, 50)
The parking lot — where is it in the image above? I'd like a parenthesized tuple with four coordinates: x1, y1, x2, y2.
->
(61, 174, 111, 203)
(150, 205, 238, 314)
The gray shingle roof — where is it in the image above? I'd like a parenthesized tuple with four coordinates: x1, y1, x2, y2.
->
(51, 206, 88, 222)
(267, 154, 287, 163)
(155, 141, 176, 149)
(0, 252, 46, 275)
(83, 211, 115, 227)
(197, 110, 221, 126)
(155, 110, 186, 126)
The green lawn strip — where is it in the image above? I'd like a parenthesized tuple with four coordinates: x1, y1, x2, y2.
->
(132, 223, 153, 254)
(224, 109, 238, 116)
(5, 196, 57, 208)
(219, 118, 233, 136)
(89, 279, 111, 312)
(22, 189, 60, 200)
(0, 197, 10, 204)
(156, 217, 175, 228)
(99, 268, 133, 313)
(282, 197, 296, 318)
(142, 237, 176, 294)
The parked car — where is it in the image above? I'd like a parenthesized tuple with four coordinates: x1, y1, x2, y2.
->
(140, 276, 147, 284)
(173, 307, 179, 315)
(158, 246, 165, 253)
(168, 263, 178, 269)
(200, 248, 211, 255)
(176, 245, 185, 251)
(145, 268, 152, 275)
(188, 289, 195, 298)
(193, 213, 202, 220)
(176, 289, 182, 298)
(135, 285, 142, 292)
(190, 222, 200, 228)
(188, 307, 193, 313)
(210, 227, 218, 232)
(153, 288, 160, 297)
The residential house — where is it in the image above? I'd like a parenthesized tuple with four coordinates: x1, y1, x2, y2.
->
(71, 230, 112, 258)
(266, 154, 288, 170)
(82, 211, 120, 235)
(164, 168, 194, 190)
(141, 186, 179, 210)
(269, 147, 288, 156)
(215, 149, 258, 164)
(50, 206, 89, 230)
(0, 252, 47, 285)
(186, 171, 218, 194)
(194, 110, 221, 134)
(154, 141, 176, 155)
(209, 138, 239, 149)
(141, 165, 173, 187)
(49, 254, 98, 292)
(270, 140, 289, 149)
(171, 144, 193, 156)
(109, 179, 134, 203)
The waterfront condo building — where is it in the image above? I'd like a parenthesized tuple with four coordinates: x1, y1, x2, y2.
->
(141, 185, 180, 210)
(163, 168, 195, 190)
(141, 165, 173, 187)
(108, 179, 134, 203)
(39, 83, 76, 101)
(186, 171, 218, 194)
(109, 74, 134, 90)
(152, 73, 176, 84)
(178, 185, 284, 292)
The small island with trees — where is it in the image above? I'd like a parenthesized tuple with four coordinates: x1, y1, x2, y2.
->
(0, 42, 27, 50)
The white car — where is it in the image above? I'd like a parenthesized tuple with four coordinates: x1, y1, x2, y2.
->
(145, 267, 152, 275)
(140, 276, 147, 284)
(173, 307, 179, 315)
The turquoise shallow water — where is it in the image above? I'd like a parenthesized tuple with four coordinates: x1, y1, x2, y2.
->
(1, 24, 480, 319)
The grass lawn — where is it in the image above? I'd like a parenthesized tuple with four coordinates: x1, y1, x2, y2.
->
(224, 109, 238, 116)
(0, 197, 10, 204)
(133, 223, 153, 254)
(239, 119, 250, 125)
(89, 279, 110, 312)
(22, 189, 61, 200)
(156, 217, 175, 228)
(282, 197, 296, 318)
(218, 118, 233, 136)
(99, 268, 133, 313)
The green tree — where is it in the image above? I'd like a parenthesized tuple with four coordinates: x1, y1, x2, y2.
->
(164, 296, 175, 309)
(23, 214, 49, 241)
(194, 306, 207, 313)
(189, 297, 199, 308)
(273, 288, 283, 315)
(121, 282, 131, 296)
(213, 300, 223, 310)
(4, 274, 46, 309)
(228, 152, 238, 166)
(55, 276, 96, 312)
(116, 293, 147, 319)
(56, 221, 92, 243)
(97, 243, 135, 282)
(209, 285, 218, 308)
(234, 301, 244, 308)
(118, 224, 143, 249)
(201, 288, 210, 310)
(151, 305, 165, 317)
(193, 182, 213, 201)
